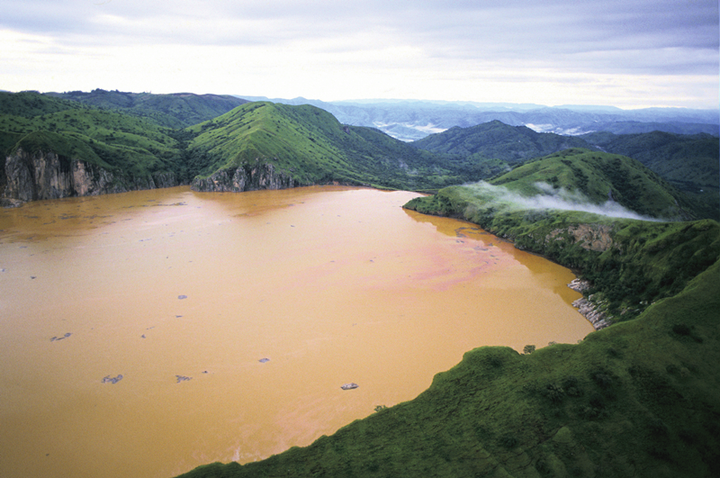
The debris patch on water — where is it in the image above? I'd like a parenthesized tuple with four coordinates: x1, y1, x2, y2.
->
(102, 375, 123, 384)
(50, 333, 72, 342)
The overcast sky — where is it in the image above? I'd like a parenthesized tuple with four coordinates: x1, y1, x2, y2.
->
(1, 0, 718, 109)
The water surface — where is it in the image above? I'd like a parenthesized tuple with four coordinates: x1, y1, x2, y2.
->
(0, 186, 593, 478)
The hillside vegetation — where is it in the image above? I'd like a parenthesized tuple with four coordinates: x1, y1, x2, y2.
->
(413, 120, 595, 165)
(178, 258, 720, 478)
(404, 150, 717, 317)
(185, 101, 488, 190)
(0, 91, 186, 181)
(176, 147, 720, 478)
(581, 131, 719, 220)
(486, 149, 695, 221)
(1, 92, 493, 195)
(46, 89, 248, 128)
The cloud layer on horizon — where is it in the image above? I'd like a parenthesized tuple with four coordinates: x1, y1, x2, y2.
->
(1, 0, 717, 108)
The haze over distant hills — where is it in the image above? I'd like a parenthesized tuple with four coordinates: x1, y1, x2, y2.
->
(2, 89, 720, 478)
(239, 96, 720, 141)
(2, 89, 717, 220)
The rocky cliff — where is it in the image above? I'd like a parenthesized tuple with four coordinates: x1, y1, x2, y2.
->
(191, 162, 298, 193)
(1, 148, 178, 207)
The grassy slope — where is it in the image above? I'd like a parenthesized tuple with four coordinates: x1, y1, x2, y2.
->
(178, 259, 720, 478)
(186, 102, 488, 190)
(404, 151, 718, 318)
(406, 184, 719, 319)
(176, 150, 720, 478)
(412, 120, 595, 164)
(46, 89, 248, 128)
(0, 91, 184, 179)
(581, 131, 720, 220)
(413, 121, 717, 220)
(488, 149, 695, 220)
(2, 93, 487, 191)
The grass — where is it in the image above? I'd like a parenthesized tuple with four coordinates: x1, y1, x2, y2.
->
(177, 260, 720, 477)
(185, 101, 489, 191)
(175, 138, 720, 478)
(581, 130, 719, 220)
(405, 183, 719, 320)
(488, 149, 695, 220)
(1, 92, 186, 181)
(46, 89, 248, 128)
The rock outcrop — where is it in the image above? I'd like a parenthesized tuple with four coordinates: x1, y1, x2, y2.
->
(568, 278, 611, 330)
(191, 162, 298, 193)
(2, 148, 178, 206)
(547, 224, 614, 252)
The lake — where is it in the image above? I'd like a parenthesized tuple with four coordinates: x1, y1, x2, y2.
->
(0, 186, 594, 478)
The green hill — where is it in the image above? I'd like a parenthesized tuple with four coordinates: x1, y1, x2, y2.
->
(0, 92, 184, 176)
(0, 90, 88, 118)
(581, 131, 719, 220)
(485, 149, 695, 221)
(46, 89, 248, 128)
(185, 101, 489, 191)
(175, 144, 720, 478)
(178, 229, 720, 477)
(412, 121, 717, 220)
(1, 93, 493, 201)
(412, 120, 595, 165)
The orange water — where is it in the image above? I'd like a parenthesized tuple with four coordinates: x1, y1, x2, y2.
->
(0, 186, 593, 478)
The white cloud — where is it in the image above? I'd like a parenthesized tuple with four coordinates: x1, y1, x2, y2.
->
(0, 0, 717, 108)
(466, 181, 663, 221)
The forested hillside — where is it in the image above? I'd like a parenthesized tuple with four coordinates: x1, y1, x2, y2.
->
(413, 120, 596, 164)
(582, 131, 719, 220)
(46, 89, 248, 128)
(185, 101, 491, 191)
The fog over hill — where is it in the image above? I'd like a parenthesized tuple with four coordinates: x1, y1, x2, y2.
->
(238, 96, 720, 141)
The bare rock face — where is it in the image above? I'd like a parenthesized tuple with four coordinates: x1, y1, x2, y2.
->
(2, 148, 179, 206)
(3, 150, 37, 202)
(568, 279, 611, 330)
(70, 159, 125, 197)
(572, 297, 611, 329)
(192, 162, 297, 193)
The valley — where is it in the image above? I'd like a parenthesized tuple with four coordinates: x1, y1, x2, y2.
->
(1, 89, 718, 477)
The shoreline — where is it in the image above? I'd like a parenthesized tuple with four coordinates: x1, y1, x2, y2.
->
(567, 278, 611, 330)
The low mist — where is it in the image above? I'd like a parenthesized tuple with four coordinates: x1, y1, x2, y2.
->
(465, 181, 662, 221)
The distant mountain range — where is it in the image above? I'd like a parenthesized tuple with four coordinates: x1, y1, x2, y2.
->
(411, 121, 719, 220)
(47, 89, 248, 128)
(2, 89, 720, 478)
(237, 96, 720, 141)
(1, 89, 717, 220)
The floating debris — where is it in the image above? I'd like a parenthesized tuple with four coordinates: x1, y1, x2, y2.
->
(50, 333, 72, 342)
(258, 358, 270, 363)
(176, 375, 192, 383)
(102, 374, 123, 384)
(341, 383, 359, 390)
(178, 295, 188, 300)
